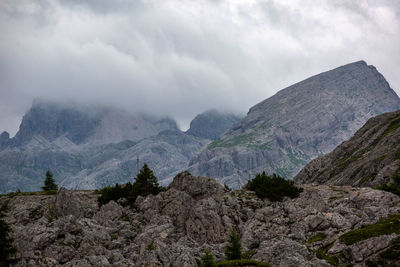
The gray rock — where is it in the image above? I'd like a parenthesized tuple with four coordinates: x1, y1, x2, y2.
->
(295, 110, 400, 187)
(5, 172, 400, 266)
(189, 61, 400, 188)
(0, 101, 209, 193)
(186, 109, 243, 140)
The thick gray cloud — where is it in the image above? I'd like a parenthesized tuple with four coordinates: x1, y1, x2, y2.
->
(1, 0, 399, 135)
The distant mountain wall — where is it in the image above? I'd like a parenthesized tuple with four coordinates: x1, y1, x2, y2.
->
(0, 101, 239, 192)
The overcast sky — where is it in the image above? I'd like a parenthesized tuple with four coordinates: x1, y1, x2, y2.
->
(1, 0, 399, 135)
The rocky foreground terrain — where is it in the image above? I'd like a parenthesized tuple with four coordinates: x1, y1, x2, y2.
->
(2, 172, 400, 266)
(189, 60, 400, 188)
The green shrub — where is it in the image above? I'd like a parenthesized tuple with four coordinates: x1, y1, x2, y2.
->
(245, 172, 303, 201)
(200, 249, 217, 267)
(146, 241, 155, 251)
(97, 164, 164, 206)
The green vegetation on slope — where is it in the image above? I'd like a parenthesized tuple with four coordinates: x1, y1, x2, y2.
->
(307, 233, 327, 244)
(339, 214, 400, 245)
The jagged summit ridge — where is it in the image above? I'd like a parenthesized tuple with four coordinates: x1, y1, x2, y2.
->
(189, 60, 400, 188)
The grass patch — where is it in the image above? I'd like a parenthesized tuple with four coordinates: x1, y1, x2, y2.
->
(329, 195, 344, 201)
(339, 214, 400, 245)
(314, 243, 339, 266)
(216, 259, 270, 267)
(307, 233, 327, 244)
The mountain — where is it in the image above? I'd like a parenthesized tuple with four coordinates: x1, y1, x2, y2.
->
(0, 101, 244, 192)
(0, 101, 210, 192)
(294, 109, 400, 187)
(188, 61, 400, 188)
(3, 172, 400, 266)
(186, 109, 243, 140)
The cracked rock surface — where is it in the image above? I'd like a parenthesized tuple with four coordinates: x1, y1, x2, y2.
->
(2, 172, 400, 266)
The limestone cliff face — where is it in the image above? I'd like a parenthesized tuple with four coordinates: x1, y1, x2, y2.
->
(0, 101, 210, 192)
(189, 61, 400, 188)
(3, 172, 400, 266)
(294, 110, 400, 187)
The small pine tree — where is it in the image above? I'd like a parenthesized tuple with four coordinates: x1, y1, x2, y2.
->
(200, 249, 216, 267)
(42, 171, 58, 191)
(0, 203, 18, 266)
(134, 164, 161, 196)
(224, 228, 242, 260)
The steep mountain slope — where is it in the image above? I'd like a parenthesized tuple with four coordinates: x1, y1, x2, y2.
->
(295, 110, 400, 187)
(3, 172, 400, 266)
(60, 130, 208, 189)
(0, 101, 211, 192)
(189, 61, 400, 188)
(186, 109, 243, 140)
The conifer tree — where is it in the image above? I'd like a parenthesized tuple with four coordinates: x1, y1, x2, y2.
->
(200, 249, 216, 267)
(42, 171, 58, 191)
(134, 164, 161, 196)
(0, 203, 18, 266)
(224, 228, 242, 260)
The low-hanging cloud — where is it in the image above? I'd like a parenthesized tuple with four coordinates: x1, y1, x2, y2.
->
(0, 0, 399, 135)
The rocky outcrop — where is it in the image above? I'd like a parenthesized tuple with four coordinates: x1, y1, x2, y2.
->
(186, 109, 242, 140)
(189, 61, 400, 188)
(294, 110, 400, 187)
(3, 172, 400, 266)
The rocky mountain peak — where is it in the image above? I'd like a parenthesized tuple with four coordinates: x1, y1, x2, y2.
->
(186, 109, 242, 140)
(0, 131, 9, 140)
(189, 60, 400, 188)
(14, 101, 103, 145)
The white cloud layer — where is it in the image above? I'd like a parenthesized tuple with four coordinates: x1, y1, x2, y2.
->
(1, 0, 399, 135)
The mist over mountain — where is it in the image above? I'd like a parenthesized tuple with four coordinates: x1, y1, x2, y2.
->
(0, 101, 239, 192)
(186, 109, 243, 140)
(188, 61, 400, 188)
